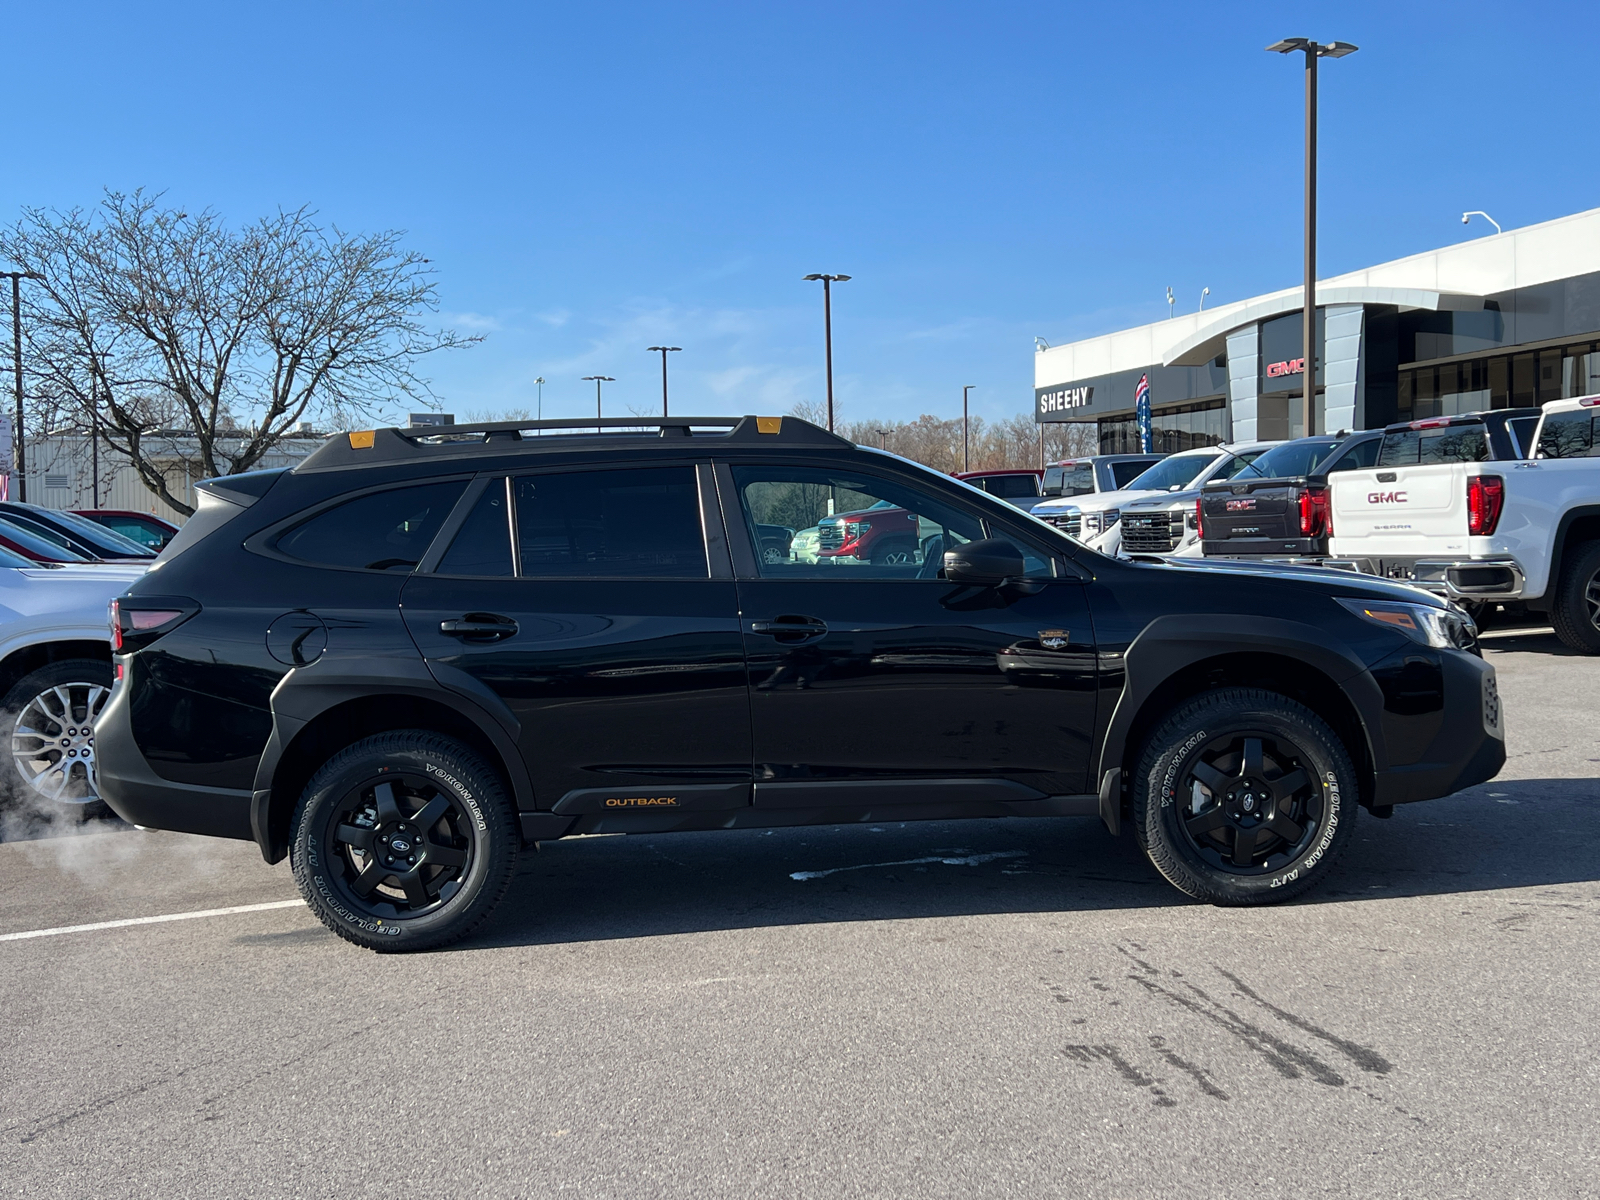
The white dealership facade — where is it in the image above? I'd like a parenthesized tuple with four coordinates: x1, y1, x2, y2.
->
(1035, 206, 1600, 453)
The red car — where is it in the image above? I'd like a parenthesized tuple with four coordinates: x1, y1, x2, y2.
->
(73, 509, 182, 552)
(953, 468, 1048, 510)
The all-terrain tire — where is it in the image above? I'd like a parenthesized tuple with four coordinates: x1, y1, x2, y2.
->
(1549, 540, 1600, 654)
(0, 658, 113, 817)
(290, 731, 518, 952)
(1133, 687, 1357, 906)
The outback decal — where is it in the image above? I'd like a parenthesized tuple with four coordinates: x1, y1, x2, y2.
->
(604, 795, 680, 808)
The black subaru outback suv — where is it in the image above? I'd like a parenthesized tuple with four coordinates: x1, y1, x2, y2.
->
(98, 416, 1505, 951)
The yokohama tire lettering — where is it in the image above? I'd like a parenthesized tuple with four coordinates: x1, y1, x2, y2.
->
(1160, 729, 1209, 807)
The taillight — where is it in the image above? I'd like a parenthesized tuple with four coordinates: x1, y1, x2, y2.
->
(1194, 497, 1204, 540)
(111, 596, 200, 652)
(1467, 475, 1505, 536)
(1298, 485, 1331, 538)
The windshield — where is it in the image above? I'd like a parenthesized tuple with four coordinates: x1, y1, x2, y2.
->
(0, 544, 34, 568)
(1123, 452, 1222, 493)
(45, 508, 157, 556)
(1235, 440, 1339, 480)
(1044, 463, 1095, 498)
(0, 519, 90, 561)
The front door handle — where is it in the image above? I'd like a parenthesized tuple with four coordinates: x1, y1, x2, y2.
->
(440, 613, 519, 642)
(749, 616, 829, 642)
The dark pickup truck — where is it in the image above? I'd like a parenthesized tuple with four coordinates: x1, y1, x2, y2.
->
(1199, 432, 1380, 559)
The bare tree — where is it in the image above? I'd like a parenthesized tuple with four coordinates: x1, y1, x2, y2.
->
(2, 191, 476, 514)
(821, 404, 1099, 475)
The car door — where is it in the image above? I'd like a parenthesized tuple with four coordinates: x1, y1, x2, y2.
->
(400, 463, 752, 816)
(717, 461, 1098, 809)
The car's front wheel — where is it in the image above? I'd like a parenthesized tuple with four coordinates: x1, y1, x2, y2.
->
(291, 731, 518, 952)
(1133, 688, 1356, 905)
(1, 658, 113, 817)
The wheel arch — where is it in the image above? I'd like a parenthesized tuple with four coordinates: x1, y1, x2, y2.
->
(0, 639, 113, 701)
(1541, 505, 1600, 606)
(252, 684, 534, 864)
(1098, 617, 1383, 818)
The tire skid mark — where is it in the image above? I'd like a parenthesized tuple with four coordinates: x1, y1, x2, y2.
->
(1217, 968, 1394, 1075)
(1149, 1035, 1229, 1100)
(1062, 1044, 1177, 1107)
(1129, 973, 1342, 1085)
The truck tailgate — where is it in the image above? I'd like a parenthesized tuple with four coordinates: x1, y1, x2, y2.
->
(1202, 479, 1300, 543)
(1329, 464, 1469, 558)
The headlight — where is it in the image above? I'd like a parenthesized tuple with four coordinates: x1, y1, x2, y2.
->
(1336, 597, 1477, 651)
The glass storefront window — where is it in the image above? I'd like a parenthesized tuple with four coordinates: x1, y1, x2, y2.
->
(1097, 399, 1226, 454)
(1397, 341, 1600, 421)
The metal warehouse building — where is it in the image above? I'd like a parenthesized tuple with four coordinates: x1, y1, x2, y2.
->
(1034, 206, 1600, 452)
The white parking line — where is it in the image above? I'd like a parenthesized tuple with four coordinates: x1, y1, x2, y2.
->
(0, 899, 306, 943)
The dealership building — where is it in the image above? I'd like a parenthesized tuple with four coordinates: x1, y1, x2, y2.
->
(1035, 205, 1600, 452)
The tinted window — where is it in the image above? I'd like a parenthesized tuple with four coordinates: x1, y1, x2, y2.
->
(1237, 440, 1339, 480)
(46, 509, 156, 556)
(1325, 437, 1380, 473)
(0, 518, 90, 561)
(277, 481, 466, 571)
(983, 474, 1040, 499)
(1124, 453, 1221, 492)
(1507, 416, 1539, 458)
(514, 466, 706, 578)
(1212, 450, 1269, 481)
(1537, 409, 1597, 458)
(1049, 463, 1096, 497)
(97, 517, 168, 549)
(1379, 425, 1490, 465)
(0, 544, 33, 568)
(437, 482, 513, 576)
(1110, 460, 1155, 488)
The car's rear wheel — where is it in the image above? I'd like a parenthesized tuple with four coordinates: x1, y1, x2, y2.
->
(1, 659, 113, 818)
(291, 731, 518, 952)
(1549, 540, 1600, 654)
(1133, 688, 1356, 905)
(869, 537, 918, 566)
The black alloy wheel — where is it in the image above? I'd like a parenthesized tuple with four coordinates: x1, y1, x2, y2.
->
(291, 731, 518, 951)
(1133, 687, 1357, 905)
(870, 538, 918, 567)
(1550, 541, 1600, 654)
(1175, 733, 1319, 874)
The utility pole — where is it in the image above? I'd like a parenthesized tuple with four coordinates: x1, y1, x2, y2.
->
(535, 377, 545, 421)
(1267, 37, 1358, 437)
(803, 274, 851, 431)
(646, 346, 680, 416)
(1, 270, 42, 501)
(582, 376, 614, 431)
(962, 385, 975, 473)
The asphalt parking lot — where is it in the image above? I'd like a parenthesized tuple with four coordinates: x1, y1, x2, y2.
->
(1, 627, 1596, 1199)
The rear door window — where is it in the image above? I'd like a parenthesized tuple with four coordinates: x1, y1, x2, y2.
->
(986, 474, 1040, 499)
(1325, 437, 1379, 473)
(513, 466, 707, 578)
(437, 481, 513, 576)
(1536, 410, 1598, 458)
(1109, 460, 1154, 488)
(276, 481, 466, 571)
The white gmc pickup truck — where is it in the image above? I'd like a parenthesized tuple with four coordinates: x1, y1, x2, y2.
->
(1327, 398, 1600, 651)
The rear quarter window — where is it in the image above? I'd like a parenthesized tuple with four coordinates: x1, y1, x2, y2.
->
(1109, 461, 1153, 488)
(1536, 410, 1598, 458)
(276, 481, 466, 571)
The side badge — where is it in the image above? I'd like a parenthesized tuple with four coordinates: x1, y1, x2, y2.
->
(1039, 629, 1069, 650)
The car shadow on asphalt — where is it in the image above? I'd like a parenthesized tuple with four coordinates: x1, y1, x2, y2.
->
(457, 774, 1600, 950)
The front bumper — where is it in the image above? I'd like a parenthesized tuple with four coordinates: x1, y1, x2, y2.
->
(95, 667, 254, 841)
(1371, 648, 1505, 808)
(1325, 556, 1525, 602)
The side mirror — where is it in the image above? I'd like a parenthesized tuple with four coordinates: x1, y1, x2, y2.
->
(943, 538, 1026, 587)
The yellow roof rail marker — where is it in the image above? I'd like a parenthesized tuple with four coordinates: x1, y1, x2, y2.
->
(348, 430, 376, 449)
(756, 416, 783, 435)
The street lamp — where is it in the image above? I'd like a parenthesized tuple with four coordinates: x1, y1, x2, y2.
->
(646, 346, 681, 417)
(1266, 36, 1358, 438)
(962, 385, 975, 473)
(1166, 286, 1174, 320)
(581, 376, 614, 431)
(1462, 211, 1502, 235)
(534, 376, 545, 422)
(803, 273, 851, 431)
(0, 269, 43, 501)
(1199, 287, 1211, 312)
(874, 427, 892, 450)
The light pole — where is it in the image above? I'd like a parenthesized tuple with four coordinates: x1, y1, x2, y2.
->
(646, 346, 680, 416)
(1267, 36, 1358, 438)
(1199, 287, 1211, 311)
(1462, 211, 1502, 235)
(962, 385, 975, 472)
(803, 273, 851, 431)
(535, 376, 545, 421)
(874, 427, 891, 450)
(582, 376, 614, 430)
(1, 270, 42, 500)
(1166, 287, 1174, 319)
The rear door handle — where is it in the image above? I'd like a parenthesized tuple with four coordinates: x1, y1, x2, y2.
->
(749, 616, 828, 641)
(440, 614, 519, 641)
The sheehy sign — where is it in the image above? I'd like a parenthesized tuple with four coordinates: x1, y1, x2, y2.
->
(1038, 385, 1094, 414)
(1265, 357, 1305, 379)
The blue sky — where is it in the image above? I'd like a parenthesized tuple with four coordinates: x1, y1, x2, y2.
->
(3, 1, 1597, 428)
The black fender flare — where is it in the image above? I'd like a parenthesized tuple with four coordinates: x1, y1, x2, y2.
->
(1094, 613, 1387, 802)
(248, 656, 535, 861)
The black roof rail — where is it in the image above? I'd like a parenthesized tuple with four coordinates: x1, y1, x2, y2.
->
(295, 414, 850, 473)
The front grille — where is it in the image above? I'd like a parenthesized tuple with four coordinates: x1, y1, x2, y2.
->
(1121, 511, 1183, 553)
(817, 523, 845, 551)
(1044, 511, 1082, 537)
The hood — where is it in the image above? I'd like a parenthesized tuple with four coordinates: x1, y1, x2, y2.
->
(1123, 489, 1204, 513)
(1120, 554, 1449, 608)
(1036, 487, 1165, 514)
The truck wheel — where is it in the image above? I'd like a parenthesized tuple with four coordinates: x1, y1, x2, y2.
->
(1133, 688, 1356, 906)
(1549, 541, 1600, 654)
(870, 538, 917, 566)
(1, 659, 113, 816)
(291, 731, 518, 952)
